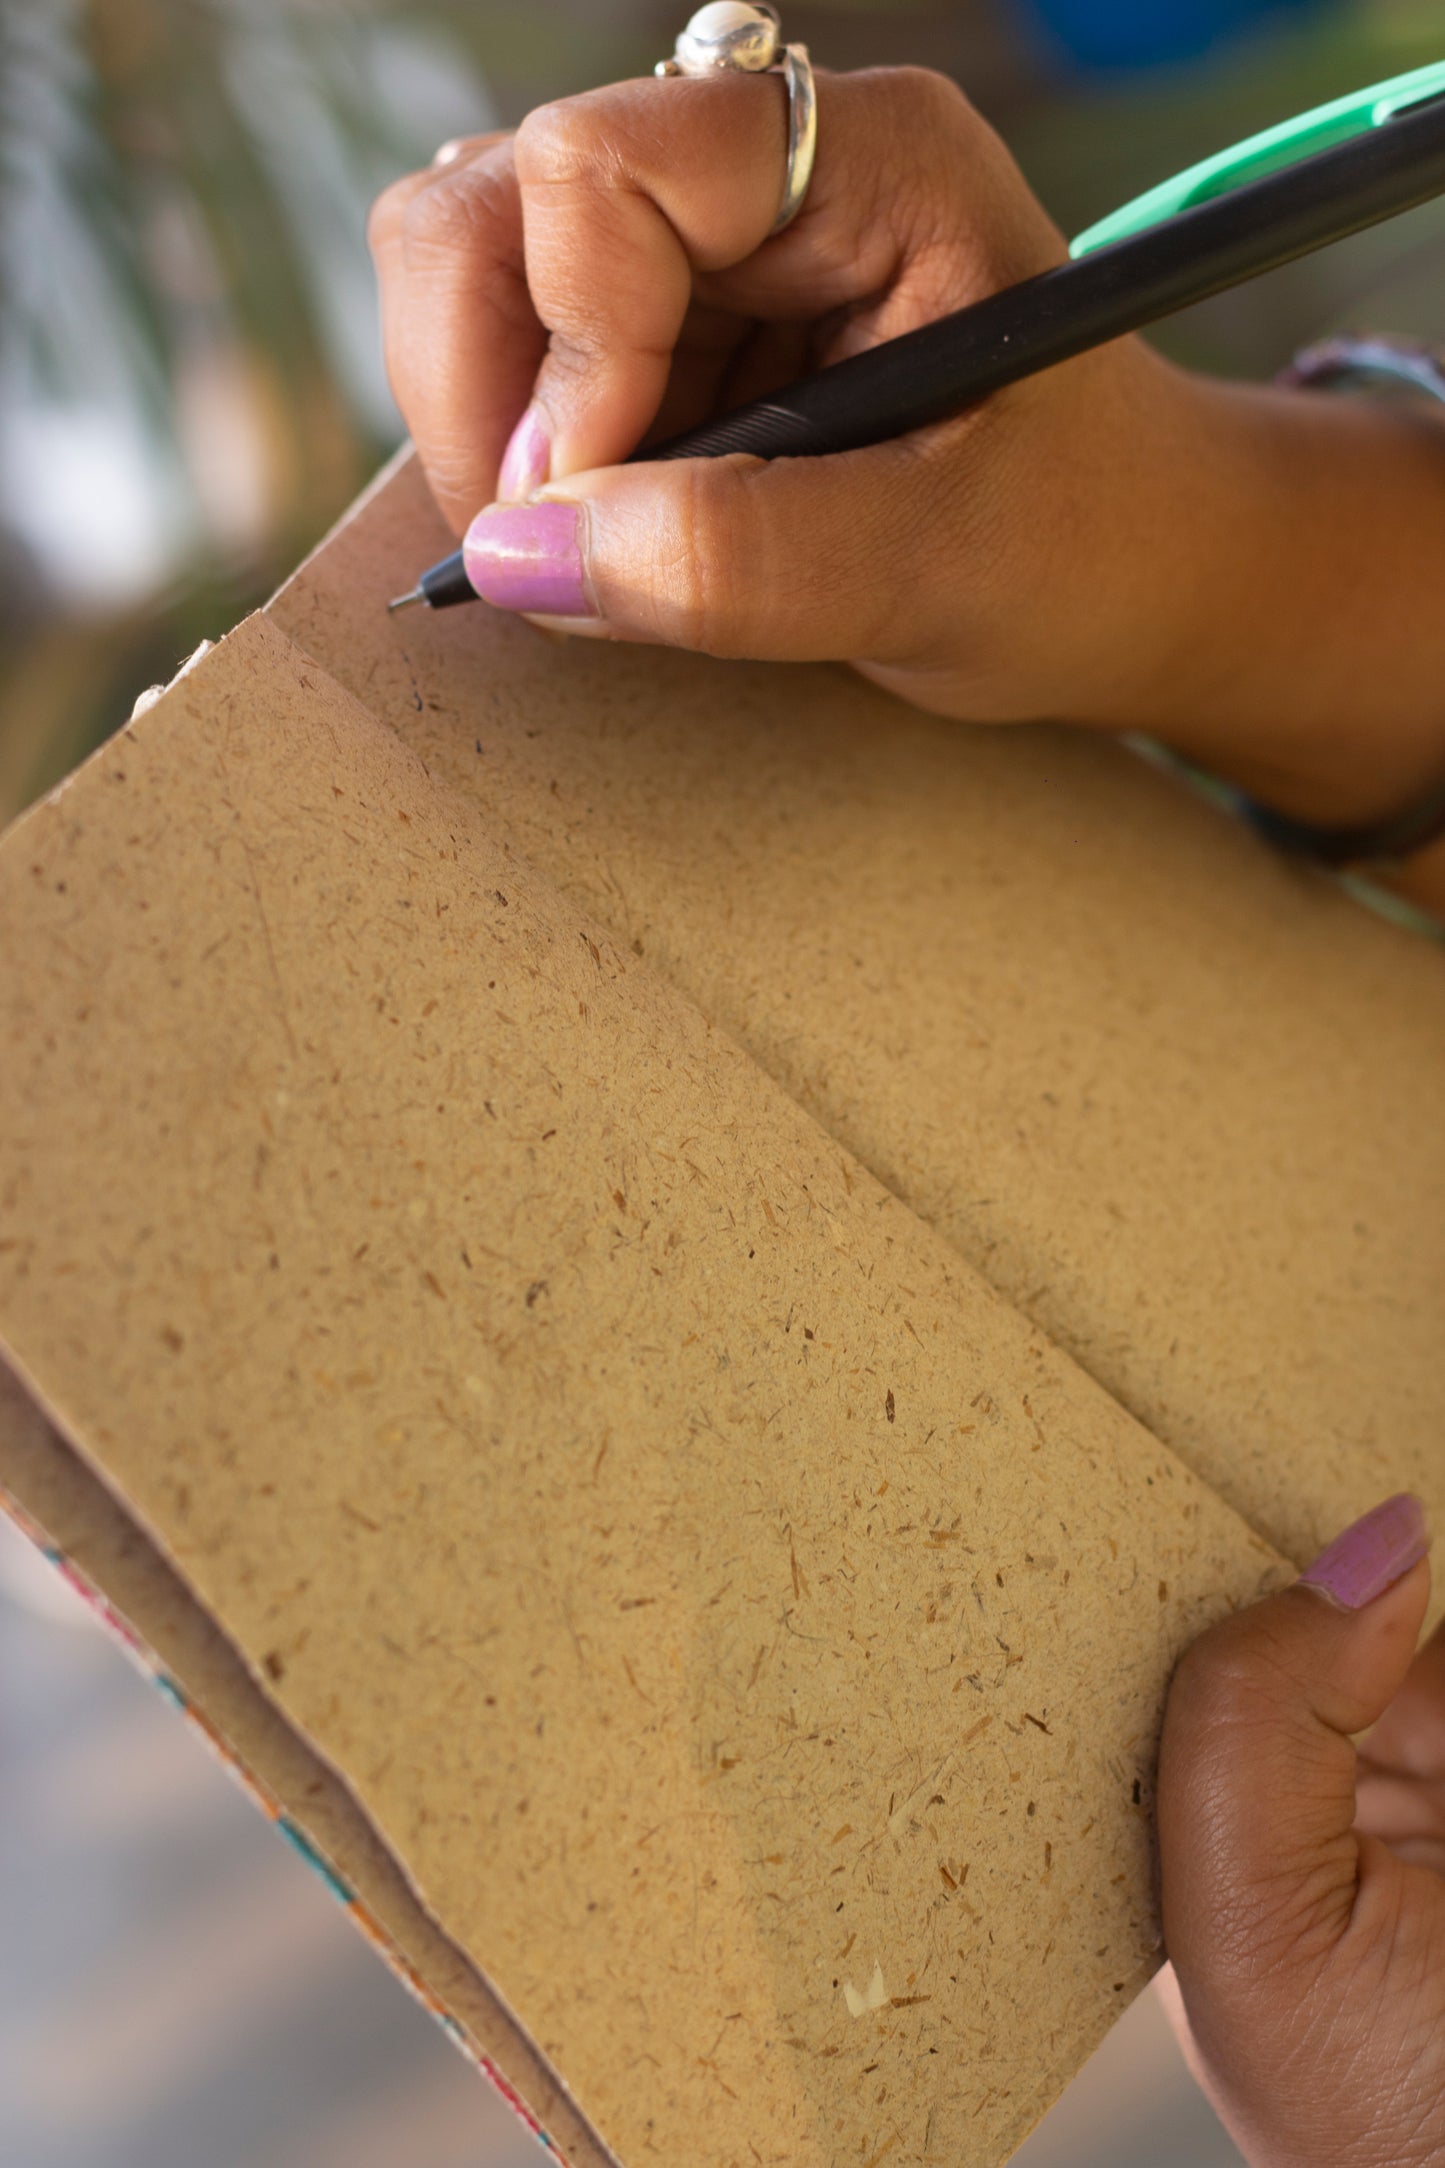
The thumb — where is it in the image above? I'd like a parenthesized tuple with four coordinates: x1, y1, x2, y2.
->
(456, 436, 953, 663)
(1158, 1492, 1434, 2163)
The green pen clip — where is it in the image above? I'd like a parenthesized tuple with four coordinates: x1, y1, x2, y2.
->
(1070, 56, 1445, 258)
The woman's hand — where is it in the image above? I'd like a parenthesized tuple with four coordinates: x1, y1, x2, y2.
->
(1157, 1494, 1444, 2168)
(366, 65, 1212, 731)
(368, 64, 1445, 912)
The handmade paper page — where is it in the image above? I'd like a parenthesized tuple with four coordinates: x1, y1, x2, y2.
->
(0, 614, 1281, 2168)
(0, 1359, 621, 2168)
(271, 453, 1445, 1580)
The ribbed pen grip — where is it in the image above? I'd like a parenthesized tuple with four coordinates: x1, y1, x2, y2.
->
(642, 403, 835, 463)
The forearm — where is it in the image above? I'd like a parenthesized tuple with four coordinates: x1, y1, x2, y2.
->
(1122, 365, 1445, 912)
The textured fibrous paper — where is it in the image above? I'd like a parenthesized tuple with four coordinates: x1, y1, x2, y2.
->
(0, 450, 1439, 2168)
(270, 458, 1445, 1577)
(0, 1357, 622, 2168)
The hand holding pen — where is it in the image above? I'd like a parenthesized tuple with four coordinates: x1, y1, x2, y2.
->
(367, 34, 1445, 912)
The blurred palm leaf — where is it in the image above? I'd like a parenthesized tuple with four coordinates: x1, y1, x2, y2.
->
(0, 0, 495, 589)
(0, 0, 502, 821)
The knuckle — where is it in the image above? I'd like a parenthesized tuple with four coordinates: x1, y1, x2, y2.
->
(399, 159, 512, 269)
(1166, 1609, 1307, 1755)
(1168, 1621, 1258, 1724)
(401, 172, 485, 263)
(1166, 1636, 1261, 1754)
(658, 460, 901, 665)
(661, 461, 739, 655)
(367, 173, 421, 257)
(881, 64, 973, 132)
(629, 459, 781, 658)
(839, 71, 1027, 289)
(513, 98, 571, 179)
(421, 453, 485, 535)
(916, 63, 972, 119)
(515, 95, 610, 188)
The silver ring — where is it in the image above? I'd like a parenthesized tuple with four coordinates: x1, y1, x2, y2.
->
(655, 4, 817, 236)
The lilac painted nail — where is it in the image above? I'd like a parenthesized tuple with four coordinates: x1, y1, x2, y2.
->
(462, 501, 595, 618)
(497, 403, 551, 501)
(1298, 1492, 1430, 1610)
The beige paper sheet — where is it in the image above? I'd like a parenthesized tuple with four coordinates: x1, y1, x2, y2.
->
(269, 454, 1445, 1576)
(0, 1358, 621, 2168)
(0, 605, 1286, 2168)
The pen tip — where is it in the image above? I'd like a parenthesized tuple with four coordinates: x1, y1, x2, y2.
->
(387, 587, 427, 613)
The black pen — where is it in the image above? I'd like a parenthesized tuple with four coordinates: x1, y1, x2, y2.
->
(389, 59, 1445, 614)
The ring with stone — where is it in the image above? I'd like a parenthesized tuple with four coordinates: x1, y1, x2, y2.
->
(655, 4, 817, 235)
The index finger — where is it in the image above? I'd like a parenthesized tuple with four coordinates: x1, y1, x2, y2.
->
(508, 70, 808, 488)
(369, 133, 544, 535)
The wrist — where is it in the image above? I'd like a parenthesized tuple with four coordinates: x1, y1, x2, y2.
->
(1105, 363, 1445, 830)
(1019, 348, 1264, 742)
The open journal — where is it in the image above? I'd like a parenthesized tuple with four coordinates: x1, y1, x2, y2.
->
(1, 448, 1440, 2168)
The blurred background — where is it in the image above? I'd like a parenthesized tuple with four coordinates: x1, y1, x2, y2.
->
(4, 2, 1445, 2162)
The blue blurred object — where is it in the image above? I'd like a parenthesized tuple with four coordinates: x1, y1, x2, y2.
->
(1024, 0, 1323, 72)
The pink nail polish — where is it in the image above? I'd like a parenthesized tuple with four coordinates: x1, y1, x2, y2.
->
(1298, 1493, 1430, 1610)
(497, 405, 551, 502)
(462, 501, 595, 618)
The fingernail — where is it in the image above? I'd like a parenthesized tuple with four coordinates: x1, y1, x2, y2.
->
(462, 501, 596, 619)
(1298, 1493, 1430, 1610)
(497, 404, 551, 502)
